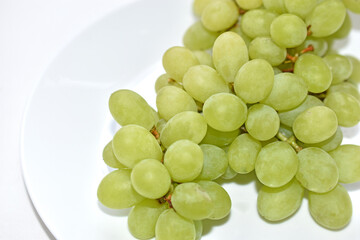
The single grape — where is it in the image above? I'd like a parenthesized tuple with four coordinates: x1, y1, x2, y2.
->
(240, 9, 278, 39)
(330, 12, 352, 39)
(102, 141, 127, 169)
(193, 0, 219, 16)
(300, 127, 343, 152)
(248, 37, 287, 67)
(200, 125, 240, 147)
(183, 21, 220, 51)
(235, 0, 262, 9)
(342, 0, 360, 13)
(197, 144, 228, 180)
(327, 82, 360, 100)
(347, 56, 360, 83)
(193, 50, 214, 68)
(221, 164, 238, 180)
(284, 0, 317, 19)
(323, 54, 353, 85)
(230, 20, 253, 47)
(155, 73, 182, 94)
(194, 221, 203, 240)
(262, 0, 286, 13)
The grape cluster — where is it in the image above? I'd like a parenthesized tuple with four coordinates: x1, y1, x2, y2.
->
(97, 0, 360, 239)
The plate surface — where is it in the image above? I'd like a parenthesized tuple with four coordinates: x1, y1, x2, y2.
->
(22, 1, 360, 239)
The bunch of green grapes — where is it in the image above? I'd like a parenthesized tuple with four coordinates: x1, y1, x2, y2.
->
(97, 0, 360, 239)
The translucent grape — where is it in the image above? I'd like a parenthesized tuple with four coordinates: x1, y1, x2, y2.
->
(230, 20, 253, 47)
(262, 0, 286, 13)
(342, 0, 360, 14)
(347, 56, 360, 83)
(248, 37, 287, 67)
(235, 0, 262, 10)
(329, 145, 360, 183)
(234, 59, 274, 103)
(112, 125, 163, 168)
(201, 125, 240, 147)
(203, 93, 247, 132)
(323, 54, 353, 85)
(300, 127, 343, 152)
(183, 21, 220, 51)
(102, 141, 127, 169)
(257, 178, 304, 221)
(194, 221, 203, 240)
(97, 169, 144, 209)
(284, 0, 317, 19)
(292, 36, 328, 57)
(330, 12, 352, 39)
(197, 144, 228, 180)
(309, 184, 352, 230)
(240, 9, 278, 39)
(221, 164, 238, 179)
(327, 82, 360, 100)
(193, 50, 214, 68)
(255, 141, 299, 188)
(193, 0, 217, 16)
(155, 73, 182, 94)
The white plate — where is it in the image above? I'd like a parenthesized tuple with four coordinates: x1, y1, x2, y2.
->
(22, 1, 360, 239)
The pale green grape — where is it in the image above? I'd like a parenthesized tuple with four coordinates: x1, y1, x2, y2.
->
(273, 67, 282, 75)
(327, 82, 360, 100)
(348, 56, 360, 83)
(109, 89, 156, 130)
(323, 54, 353, 85)
(324, 92, 360, 127)
(262, 0, 286, 13)
(228, 134, 262, 174)
(183, 65, 229, 103)
(193, 50, 214, 68)
(155, 209, 196, 240)
(194, 221, 203, 240)
(240, 9, 278, 39)
(201, 125, 240, 147)
(102, 141, 127, 169)
(97, 169, 144, 209)
(212, 32, 249, 83)
(300, 127, 343, 152)
(284, 0, 317, 19)
(197, 144, 228, 180)
(128, 199, 167, 240)
(221, 164, 238, 179)
(164, 140, 203, 182)
(155, 73, 182, 94)
(156, 86, 197, 121)
(294, 54, 332, 93)
(235, 0, 262, 9)
(112, 125, 163, 168)
(160, 111, 207, 149)
(343, 0, 360, 13)
(131, 159, 171, 199)
(183, 21, 220, 51)
(330, 12, 352, 39)
(292, 36, 328, 57)
(193, 0, 218, 16)
(306, 0, 347, 37)
(230, 21, 253, 47)
(309, 184, 352, 230)
(257, 178, 304, 221)
(203, 93, 247, 132)
(234, 59, 274, 103)
(201, 0, 239, 32)
(329, 145, 360, 183)
(293, 106, 338, 144)
(162, 46, 199, 83)
(248, 37, 287, 66)
(270, 14, 307, 48)
(197, 181, 231, 220)
(171, 182, 214, 220)
(155, 119, 167, 135)
(255, 141, 299, 188)
(245, 104, 280, 141)
(296, 147, 339, 193)
(279, 95, 324, 127)
(262, 73, 308, 111)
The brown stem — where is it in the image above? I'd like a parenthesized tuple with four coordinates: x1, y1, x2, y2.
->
(307, 25, 312, 36)
(240, 126, 248, 133)
(301, 44, 314, 54)
(168, 78, 176, 83)
(239, 8, 247, 15)
(286, 53, 298, 63)
(282, 68, 294, 73)
(150, 126, 160, 139)
(276, 132, 302, 153)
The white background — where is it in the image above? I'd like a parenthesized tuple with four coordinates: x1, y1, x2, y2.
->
(0, 1, 134, 239)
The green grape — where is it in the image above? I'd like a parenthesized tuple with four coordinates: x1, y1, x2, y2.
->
(193, 50, 214, 68)
(171, 182, 214, 220)
(292, 106, 338, 144)
(257, 178, 304, 221)
(235, 0, 262, 9)
(164, 140, 203, 182)
(197, 144, 228, 180)
(112, 125, 163, 168)
(109, 89, 156, 130)
(309, 184, 352, 230)
(183, 21, 220, 51)
(329, 145, 360, 183)
(155, 73, 182, 94)
(230, 21, 253, 47)
(324, 92, 360, 127)
(293, 54, 332, 93)
(327, 82, 360, 100)
(240, 9, 278, 39)
(255, 141, 299, 188)
(262, 73, 308, 111)
(212, 32, 249, 83)
(292, 36, 328, 57)
(245, 104, 280, 141)
(248, 37, 287, 67)
(284, 0, 317, 19)
(347, 56, 360, 83)
(279, 95, 325, 127)
(306, 0, 346, 37)
(197, 181, 231, 220)
(300, 127, 343, 152)
(221, 164, 238, 179)
(156, 86, 197, 121)
(201, 0, 239, 32)
(273, 67, 282, 75)
(155, 118, 167, 135)
(128, 199, 167, 240)
(162, 46, 199, 83)
(200, 125, 240, 147)
(155, 209, 196, 240)
(323, 54, 353, 85)
(203, 93, 247, 132)
(183, 65, 229, 103)
(131, 159, 171, 199)
(160, 111, 207, 149)
(296, 147, 339, 193)
(102, 141, 127, 169)
(194, 221, 203, 240)
(228, 134, 262, 174)
(234, 59, 274, 103)
(343, 0, 360, 13)
(193, 0, 218, 16)
(330, 12, 352, 39)
(262, 0, 287, 13)
(270, 14, 307, 48)
(97, 169, 144, 209)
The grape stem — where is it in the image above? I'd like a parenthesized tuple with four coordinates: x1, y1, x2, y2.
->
(286, 53, 298, 63)
(239, 8, 247, 15)
(240, 126, 248, 133)
(282, 68, 294, 73)
(150, 126, 160, 139)
(307, 25, 312, 36)
(301, 44, 314, 54)
(276, 132, 302, 153)
(167, 78, 176, 83)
